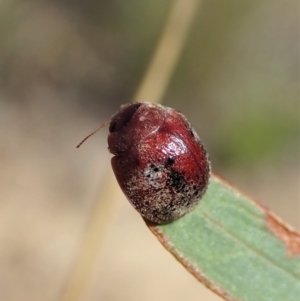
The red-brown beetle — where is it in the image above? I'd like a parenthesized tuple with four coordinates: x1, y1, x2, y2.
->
(108, 102, 210, 224)
(78, 102, 210, 224)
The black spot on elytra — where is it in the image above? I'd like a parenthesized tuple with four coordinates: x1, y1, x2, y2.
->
(165, 157, 175, 167)
(167, 170, 186, 192)
(147, 164, 160, 173)
(149, 164, 161, 173)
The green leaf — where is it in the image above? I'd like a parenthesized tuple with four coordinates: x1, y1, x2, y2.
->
(147, 175, 300, 301)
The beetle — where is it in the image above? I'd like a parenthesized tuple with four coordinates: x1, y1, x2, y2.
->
(78, 102, 210, 224)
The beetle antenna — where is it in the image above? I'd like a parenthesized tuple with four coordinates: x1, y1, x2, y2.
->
(76, 121, 110, 148)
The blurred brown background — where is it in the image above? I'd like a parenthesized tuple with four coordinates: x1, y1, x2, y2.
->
(0, 1, 299, 301)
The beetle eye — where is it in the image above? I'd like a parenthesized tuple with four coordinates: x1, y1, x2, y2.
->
(109, 103, 141, 133)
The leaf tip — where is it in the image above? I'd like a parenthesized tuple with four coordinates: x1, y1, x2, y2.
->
(266, 213, 300, 257)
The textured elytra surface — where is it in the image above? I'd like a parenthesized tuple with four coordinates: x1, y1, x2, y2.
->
(109, 103, 210, 224)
